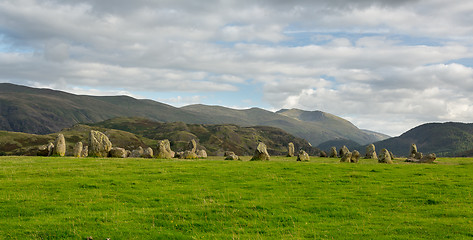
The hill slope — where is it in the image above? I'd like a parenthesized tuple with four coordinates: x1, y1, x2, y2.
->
(368, 122, 473, 157)
(0, 83, 387, 145)
(89, 117, 319, 156)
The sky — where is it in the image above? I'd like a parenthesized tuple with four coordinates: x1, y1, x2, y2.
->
(1, 0, 473, 136)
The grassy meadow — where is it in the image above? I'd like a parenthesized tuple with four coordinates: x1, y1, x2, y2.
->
(1, 156, 473, 239)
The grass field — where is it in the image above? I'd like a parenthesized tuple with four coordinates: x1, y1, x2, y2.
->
(1, 156, 473, 239)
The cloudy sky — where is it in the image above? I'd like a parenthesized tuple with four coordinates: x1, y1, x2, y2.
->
(1, 0, 473, 136)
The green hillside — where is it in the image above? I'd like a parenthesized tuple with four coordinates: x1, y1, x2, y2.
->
(89, 117, 319, 156)
(366, 122, 473, 157)
(0, 83, 388, 145)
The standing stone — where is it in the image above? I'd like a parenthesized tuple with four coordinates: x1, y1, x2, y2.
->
(110, 147, 127, 158)
(142, 147, 154, 158)
(409, 144, 418, 158)
(250, 142, 270, 161)
(182, 150, 198, 159)
(225, 153, 240, 160)
(88, 130, 112, 157)
(37, 142, 54, 156)
(287, 142, 295, 157)
(351, 150, 360, 163)
(296, 150, 310, 161)
(197, 149, 207, 158)
(365, 144, 377, 159)
(340, 151, 352, 163)
(329, 147, 338, 158)
(53, 134, 66, 157)
(378, 148, 393, 164)
(319, 150, 327, 157)
(130, 146, 144, 158)
(73, 142, 83, 157)
(156, 139, 175, 159)
(339, 145, 349, 158)
(81, 146, 88, 157)
(188, 139, 197, 153)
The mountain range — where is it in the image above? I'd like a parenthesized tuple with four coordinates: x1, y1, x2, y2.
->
(0, 83, 389, 146)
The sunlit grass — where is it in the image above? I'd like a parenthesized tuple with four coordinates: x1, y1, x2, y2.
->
(1, 156, 473, 239)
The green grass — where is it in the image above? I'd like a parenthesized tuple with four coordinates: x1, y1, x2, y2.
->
(1, 156, 473, 239)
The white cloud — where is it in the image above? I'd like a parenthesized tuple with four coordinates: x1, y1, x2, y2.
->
(1, 0, 473, 135)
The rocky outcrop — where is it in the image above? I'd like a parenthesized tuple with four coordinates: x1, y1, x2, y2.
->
(37, 142, 54, 156)
(329, 147, 337, 158)
(110, 147, 127, 158)
(296, 150, 310, 161)
(53, 134, 66, 157)
(73, 142, 83, 157)
(365, 144, 377, 159)
(378, 148, 393, 164)
(88, 130, 112, 157)
(156, 139, 175, 159)
(250, 142, 270, 161)
(287, 142, 295, 157)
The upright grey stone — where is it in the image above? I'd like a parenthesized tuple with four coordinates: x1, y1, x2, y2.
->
(339, 145, 349, 158)
(250, 142, 270, 161)
(409, 144, 418, 158)
(53, 134, 66, 157)
(351, 150, 360, 163)
(156, 139, 175, 159)
(188, 139, 197, 153)
(88, 130, 112, 157)
(73, 142, 83, 157)
(365, 144, 377, 159)
(81, 146, 88, 157)
(143, 147, 154, 158)
(130, 146, 144, 158)
(378, 148, 393, 164)
(197, 149, 207, 158)
(340, 151, 352, 162)
(287, 142, 295, 157)
(329, 147, 337, 158)
(297, 150, 310, 161)
(110, 147, 127, 158)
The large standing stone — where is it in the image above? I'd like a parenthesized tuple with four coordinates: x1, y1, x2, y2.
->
(297, 150, 310, 161)
(53, 134, 66, 157)
(339, 145, 349, 158)
(329, 147, 337, 158)
(378, 148, 393, 164)
(287, 142, 295, 157)
(73, 142, 83, 157)
(130, 146, 144, 158)
(142, 147, 154, 158)
(110, 147, 127, 158)
(197, 149, 207, 158)
(37, 142, 54, 156)
(81, 146, 88, 157)
(88, 130, 112, 157)
(365, 144, 377, 159)
(156, 139, 175, 159)
(188, 139, 197, 153)
(250, 142, 270, 161)
(409, 144, 418, 158)
(351, 150, 360, 163)
(340, 151, 352, 163)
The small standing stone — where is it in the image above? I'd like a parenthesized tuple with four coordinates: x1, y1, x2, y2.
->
(130, 146, 144, 158)
(319, 150, 327, 157)
(142, 147, 154, 158)
(287, 142, 295, 157)
(409, 144, 418, 158)
(73, 142, 83, 157)
(110, 147, 127, 158)
(365, 144, 377, 159)
(53, 134, 66, 157)
(250, 142, 270, 161)
(351, 150, 360, 163)
(329, 147, 337, 158)
(378, 148, 393, 164)
(339, 145, 349, 158)
(296, 150, 310, 161)
(340, 151, 352, 163)
(81, 146, 88, 157)
(197, 149, 207, 158)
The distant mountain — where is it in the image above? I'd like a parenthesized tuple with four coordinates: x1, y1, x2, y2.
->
(89, 117, 320, 156)
(367, 122, 473, 157)
(0, 83, 388, 145)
